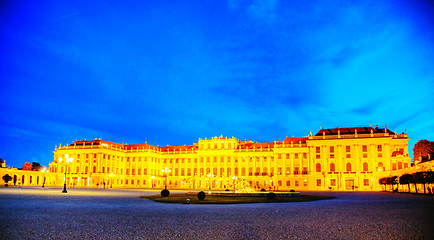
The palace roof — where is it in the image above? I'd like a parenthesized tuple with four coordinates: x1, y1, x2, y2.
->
(283, 137, 308, 144)
(315, 126, 395, 136)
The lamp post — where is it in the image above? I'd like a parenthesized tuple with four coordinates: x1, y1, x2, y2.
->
(109, 173, 114, 188)
(162, 167, 171, 189)
(58, 154, 73, 193)
(41, 168, 46, 188)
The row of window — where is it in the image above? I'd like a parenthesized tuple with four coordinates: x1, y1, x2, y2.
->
(51, 160, 408, 176)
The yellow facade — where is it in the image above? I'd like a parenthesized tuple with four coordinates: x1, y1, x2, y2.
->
(47, 126, 411, 191)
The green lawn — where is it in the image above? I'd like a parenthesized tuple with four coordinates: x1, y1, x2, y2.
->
(141, 193, 335, 204)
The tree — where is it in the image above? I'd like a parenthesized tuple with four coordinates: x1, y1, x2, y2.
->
(391, 176, 398, 192)
(379, 177, 387, 191)
(3, 174, 12, 187)
(31, 162, 43, 171)
(21, 162, 33, 171)
(414, 172, 427, 194)
(413, 140, 434, 163)
(399, 174, 413, 192)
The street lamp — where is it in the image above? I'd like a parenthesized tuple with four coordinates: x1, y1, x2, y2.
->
(162, 167, 171, 189)
(58, 154, 73, 193)
(109, 173, 115, 188)
(41, 168, 46, 188)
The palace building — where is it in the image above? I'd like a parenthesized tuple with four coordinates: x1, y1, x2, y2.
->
(47, 126, 410, 191)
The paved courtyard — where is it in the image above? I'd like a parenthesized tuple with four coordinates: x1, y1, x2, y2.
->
(0, 187, 433, 239)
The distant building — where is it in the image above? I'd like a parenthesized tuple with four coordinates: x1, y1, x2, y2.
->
(46, 125, 411, 191)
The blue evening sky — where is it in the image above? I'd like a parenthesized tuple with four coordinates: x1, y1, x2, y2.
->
(1, 1, 433, 168)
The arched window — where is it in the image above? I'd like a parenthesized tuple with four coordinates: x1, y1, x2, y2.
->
(263, 167, 267, 175)
(102, 167, 105, 173)
(330, 163, 335, 172)
(181, 168, 185, 176)
(363, 162, 368, 171)
(93, 166, 96, 173)
(29, 176, 32, 184)
(346, 163, 352, 172)
(398, 161, 402, 169)
(200, 168, 204, 175)
(234, 167, 239, 176)
(194, 168, 198, 175)
(206, 168, 210, 175)
(248, 167, 253, 176)
(227, 167, 231, 176)
(220, 167, 224, 176)
(37, 176, 39, 185)
(174, 168, 179, 176)
(22, 175, 25, 184)
(76, 166, 79, 173)
(316, 163, 321, 172)
(85, 166, 88, 174)
(378, 162, 383, 171)
(213, 168, 217, 176)
(255, 167, 260, 175)
(187, 168, 191, 176)
(241, 167, 246, 176)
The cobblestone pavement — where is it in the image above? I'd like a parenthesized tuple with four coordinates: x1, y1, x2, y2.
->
(0, 187, 433, 239)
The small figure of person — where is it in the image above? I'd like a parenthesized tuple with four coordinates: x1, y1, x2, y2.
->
(103, 182, 106, 189)
(96, 183, 99, 188)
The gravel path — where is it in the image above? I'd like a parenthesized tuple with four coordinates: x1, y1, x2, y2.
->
(1, 187, 433, 239)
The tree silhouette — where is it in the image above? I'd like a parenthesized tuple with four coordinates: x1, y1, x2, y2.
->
(3, 174, 12, 187)
(31, 162, 43, 171)
(399, 174, 413, 192)
(414, 172, 427, 194)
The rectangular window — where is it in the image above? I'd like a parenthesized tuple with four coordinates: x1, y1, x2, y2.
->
(303, 153, 307, 159)
(286, 180, 290, 186)
(346, 154, 351, 158)
(330, 146, 334, 153)
(286, 153, 290, 159)
(286, 167, 290, 175)
(331, 179, 336, 186)
(378, 153, 383, 158)
(316, 147, 320, 153)
(363, 145, 367, 152)
(278, 180, 282, 186)
(278, 167, 282, 175)
(364, 179, 369, 186)
(316, 154, 321, 159)
(295, 180, 299, 187)
(94, 154, 97, 158)
(317, 179, 321, 186)
(346, 146, 351, 152)
(377, 145, 382, 151)
(330, 154, 335, 159)
(295, 153, 299, 159)
(363, 153, 368, 158)
(278, 154, 282, 159)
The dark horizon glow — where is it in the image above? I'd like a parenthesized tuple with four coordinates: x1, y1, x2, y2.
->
(1, 1, 434, 168)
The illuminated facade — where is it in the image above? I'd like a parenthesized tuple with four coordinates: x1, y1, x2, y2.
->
(48, 126, 411, 191)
